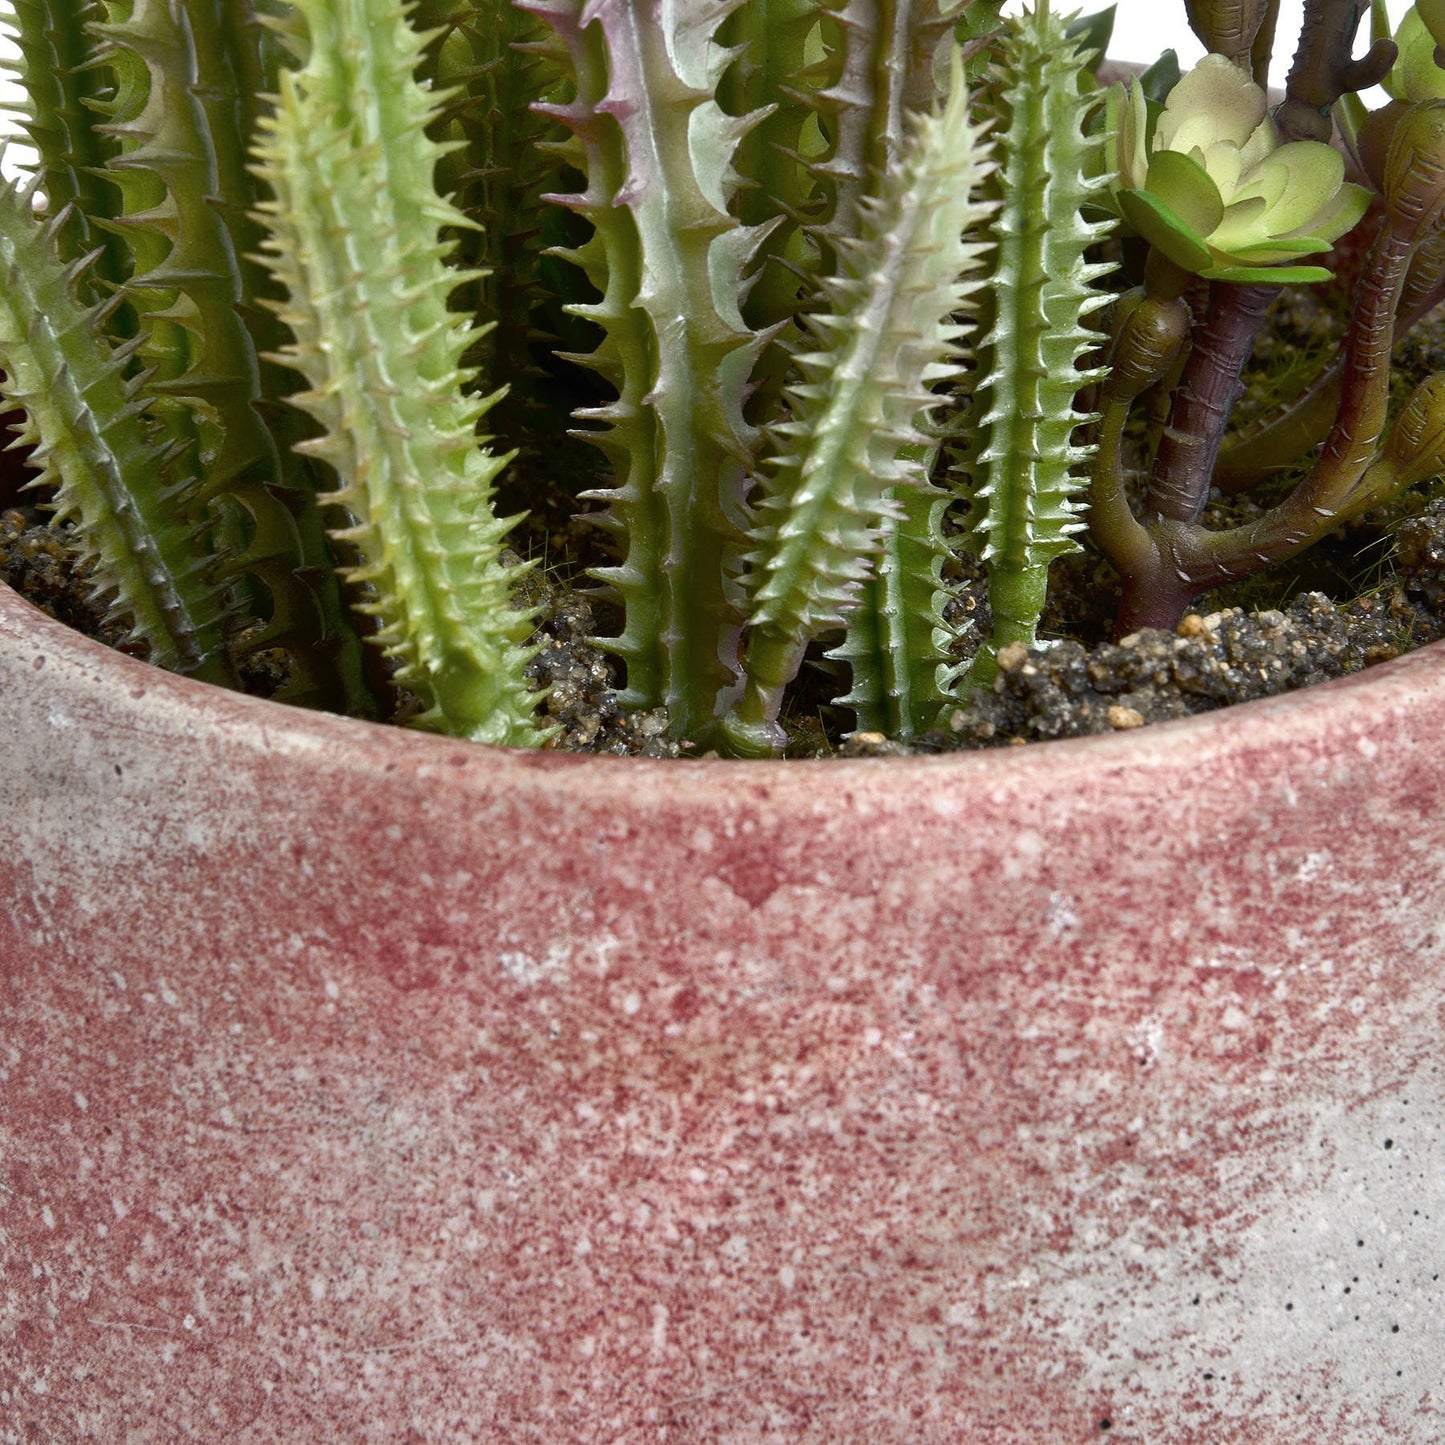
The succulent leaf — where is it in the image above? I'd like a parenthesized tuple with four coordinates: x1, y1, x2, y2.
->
(0, 180, 234, 681)
(250, 0, 545, 745)
(1384, 5, 1445, 102)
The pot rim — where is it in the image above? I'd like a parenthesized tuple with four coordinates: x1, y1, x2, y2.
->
(4, 575, 1442, 801)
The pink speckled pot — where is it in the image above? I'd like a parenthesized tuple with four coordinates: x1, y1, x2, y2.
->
(3, 578, 1444, 1444)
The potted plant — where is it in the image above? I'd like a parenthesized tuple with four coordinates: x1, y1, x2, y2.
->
(3, 0, 1445, 1437)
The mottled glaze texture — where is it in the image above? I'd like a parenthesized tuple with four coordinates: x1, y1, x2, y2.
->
(2, 580, 1443, 1443)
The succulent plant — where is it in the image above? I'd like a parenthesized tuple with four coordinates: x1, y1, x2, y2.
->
(1107, 53, 1370, 282)
(2, 0, 1445, 757)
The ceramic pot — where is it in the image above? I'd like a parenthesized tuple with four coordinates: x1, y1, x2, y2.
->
(2, 577, 1443, 1443)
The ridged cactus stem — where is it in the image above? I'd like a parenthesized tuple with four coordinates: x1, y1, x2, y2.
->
(957, 0, 1114, 693)
(0, 181, 234, 682)
(724, 48, 993, 758)
(8, 0, 129, 296)
(418, 0, 567, 436)
(93, 0, 375, 714)
(250, 0, 544, 745)
(829, 454, 953, 739)
(810, 0, 960, 274)
(719, 0, 825, 422)
(526, 0, 773, 747)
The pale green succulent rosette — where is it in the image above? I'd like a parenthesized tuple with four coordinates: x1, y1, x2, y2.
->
(1107, 54, 1371, 283)
(1383, 4, 1445, 102)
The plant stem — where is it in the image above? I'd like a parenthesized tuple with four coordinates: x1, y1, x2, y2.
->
(1143, 281, 1276, 524)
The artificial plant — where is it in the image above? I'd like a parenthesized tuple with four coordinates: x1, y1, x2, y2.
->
(1, 0, 1445, 759)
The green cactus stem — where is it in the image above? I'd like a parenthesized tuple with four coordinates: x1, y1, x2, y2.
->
(721, 47, 993, 758)
(0, 181, 234, 682)
(525, 0, 774, 748)
(417, 0, 569, 444)
(8, 0, 130, 301)
(827, 457, 955, 740)
(250, 0, 544, 745)
(718, 0, 826, 423)
(957, 0, 1115, 693)
(809, 0, 964, 273)
(92, 0, 374, 714)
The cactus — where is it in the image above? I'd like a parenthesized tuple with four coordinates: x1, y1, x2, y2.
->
(249, 0, 545, 745)
(954, 0, 1115, 691)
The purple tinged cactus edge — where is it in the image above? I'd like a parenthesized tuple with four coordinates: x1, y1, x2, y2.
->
(2, 0, 1445, 756)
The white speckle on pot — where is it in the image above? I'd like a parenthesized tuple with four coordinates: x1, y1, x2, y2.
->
(1047, 891, 1081, 936)
(690, 826, 714, 853)
(1003, 829, 1044, 878)
(46, 703, 74, 730)
(73, 1092, 87, 1112)
(157, 981, 179, 1008)
(651, 1303, 668, 1356)
(498, 943, 570, 987)
(1357, 735, 1379, 759)
(863, 1026, 883, 1047)
(577, 1335, 596, 1359)
(324, 980, 340, 1001)
(1296, 850, 1332, 882)
(621, 991, 641, 1015)
(779, 1266, 796, 1290)
(40, 1205, 54, 1230)
(592, 934, 620, 974)
(109, 971, 126, 991)
(1221, 1005, 1248, 1030)
(182, 1314, 196, 1331)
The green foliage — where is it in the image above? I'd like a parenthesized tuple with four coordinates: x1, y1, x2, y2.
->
(92, 0, 373, 713)
(2, 0, 1444, 757)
